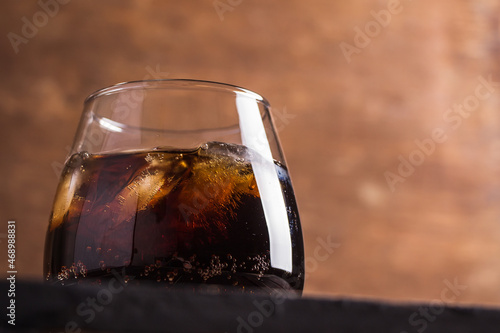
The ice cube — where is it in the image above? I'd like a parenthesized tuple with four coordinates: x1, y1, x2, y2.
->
(49, 153, 86, 231)
(109, 152, 189, 228)
(73, 151, 191, 270)
(199, 141, 250, 162)
(176, 142, 260, 234)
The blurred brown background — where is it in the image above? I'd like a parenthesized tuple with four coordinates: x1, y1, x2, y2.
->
(1, 1, 500, 306)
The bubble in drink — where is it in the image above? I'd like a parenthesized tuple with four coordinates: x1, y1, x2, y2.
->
(44, 142, 304, 293)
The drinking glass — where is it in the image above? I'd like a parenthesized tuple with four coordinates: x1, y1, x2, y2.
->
(44, 79, 304, 294)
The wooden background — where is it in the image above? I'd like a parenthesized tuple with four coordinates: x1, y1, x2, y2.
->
(1, 0, 500, 306)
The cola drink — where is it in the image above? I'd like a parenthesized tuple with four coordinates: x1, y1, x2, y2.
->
(44, 142, 304, 293)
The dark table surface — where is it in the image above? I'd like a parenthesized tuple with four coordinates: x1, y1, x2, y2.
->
(2, 281, 500, 333)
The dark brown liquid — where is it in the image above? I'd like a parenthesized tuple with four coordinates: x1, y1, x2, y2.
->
(44, 142, 304, 293)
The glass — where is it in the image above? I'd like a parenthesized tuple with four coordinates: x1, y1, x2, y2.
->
(43, 79, 304, 294)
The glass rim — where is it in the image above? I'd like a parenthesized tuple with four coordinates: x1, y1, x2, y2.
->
(84, 79, 271, 107)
